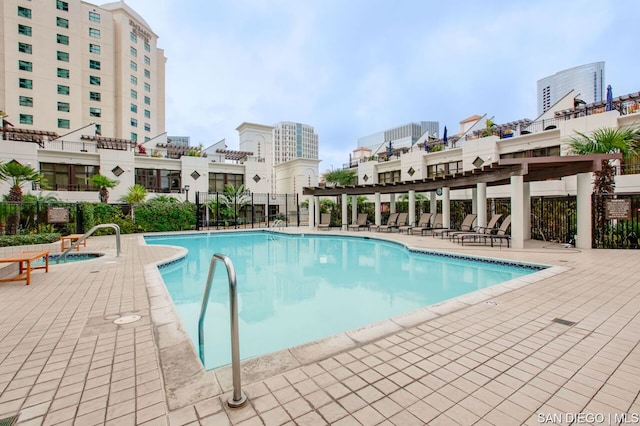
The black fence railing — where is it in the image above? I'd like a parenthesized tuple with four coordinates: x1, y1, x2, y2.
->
(0, 202, 83, 235)
(592, 193, 640, 249)
(531, 196, 576, 243)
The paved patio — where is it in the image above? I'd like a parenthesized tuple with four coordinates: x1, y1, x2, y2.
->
(0, 229, 639, 425)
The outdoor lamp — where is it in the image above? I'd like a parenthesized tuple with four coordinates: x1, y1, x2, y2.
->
(183, 184, 190, 202)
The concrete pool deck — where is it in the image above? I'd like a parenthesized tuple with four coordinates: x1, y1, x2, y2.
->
(0, 229, 639, 425)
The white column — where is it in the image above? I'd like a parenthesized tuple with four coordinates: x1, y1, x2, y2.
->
(442, 187, 450, 229)
(523, 182, 531, 240)
(471, 188, 478, 215)
(375, 192, 381, 226)
(351, 195, 357, 225)
(408, 190, 416, 225)
(314, 196, 320, 228)
(510, 175, 524, 249)
(576, 172, 592, 249)
(308, 196, 315, 229)
(477, 183, 487, 229)
(390, 194, 396, 214)
(341, 193, 348, 230)
(430, 191, 437, 215)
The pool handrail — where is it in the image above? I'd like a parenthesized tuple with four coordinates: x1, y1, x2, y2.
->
(58, 223, 121, 264)
(198, 253, 248, 408)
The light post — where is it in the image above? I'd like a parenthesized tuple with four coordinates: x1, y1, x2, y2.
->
(183, 184, 190, 202)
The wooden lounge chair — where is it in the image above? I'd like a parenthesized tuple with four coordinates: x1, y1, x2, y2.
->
(408, 213, 433, 235)
(348, 213, 369, 231)
(379, 212, 406, 232)
(317, 213, 331, 230)
(453, 214, 504, 245)
(413, 213, 443, 235)
(432, 213, 477, 238)
(370, 212, 399, 232)
(487, 215, 512, 247)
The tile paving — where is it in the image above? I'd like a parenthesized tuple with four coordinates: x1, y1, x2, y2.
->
(0, 230, 639, 425)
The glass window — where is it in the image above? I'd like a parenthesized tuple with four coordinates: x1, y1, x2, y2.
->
(19, 78, 33, 89)
(56, 1, 69, 11)
(144, 110, 151, 118)
(89, 43, 100, 54)
(56, 17, 69, 28)
(20, 114, 33, 125)
(18, 7, 32, 19)
(130, 75, 137, 85)
(19, 60, 32, 71)
(144, 69, 150, 79)
(88, 11, 100, 23)
(57, 68, 69, 78)
(130, 61, 137, 71)
(18, 24, 32, 36)
(58, 118, 70, 129)
(89, 28, 100, 39)
(89, 59, 100, 70)
(57, 85, 69, 95)
(130, 46, 137, 57)
(144, 56, 150, 66)
(144, 82, 150, 92)
(130, 32, 137, 43)
(144, 137, 150, 142)
(18, 42, 32, 54)
(89, 92, 101, 101)
(57, 51, 69, 62)
(144, 96, 150, 105)
(89, 107, 101, 117)
(131, 89, 137, 99)
(131, 118, 138, 127)
(57, 102, 70, 112)
(40, 163, 99, 192)
(131, 132, 138, 142)
(57, 34, 69, 45)
(19, 96, 33, 107)
(131, 104, 138, 113)
(95, 124, 101, 135)
(144, 41, 150, 52)
(144, 123, 151, 132)
(89, 75, 100, 86)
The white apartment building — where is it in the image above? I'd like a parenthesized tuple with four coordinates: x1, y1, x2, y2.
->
(358, 121, 439, 156)
(537, 62, 604, 114)
(0, 0, 166, 142)
(272, 122, 318, 165)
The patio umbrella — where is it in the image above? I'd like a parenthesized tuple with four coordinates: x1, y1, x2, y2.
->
(443, 126, 448, 145)
(605, 85, 613, 111)
(387, 141, 393, 158)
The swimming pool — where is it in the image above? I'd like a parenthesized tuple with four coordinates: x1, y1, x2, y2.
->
(146, 232, 544, 369)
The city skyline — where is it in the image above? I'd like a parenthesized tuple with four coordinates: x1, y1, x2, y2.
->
(119, 0, 640, 173)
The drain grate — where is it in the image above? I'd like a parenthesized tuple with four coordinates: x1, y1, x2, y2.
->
(0, 415, 19, 426)
(113, 315, 142, 325)
(552, 318, 576, 326)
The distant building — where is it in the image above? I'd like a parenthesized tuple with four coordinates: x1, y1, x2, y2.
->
(358, 121, 439, 155)
(167, 136, 190, 147)
(0, 0, 166, 142)
(537, 62, 605, 114)
(272, 122, 318, 165)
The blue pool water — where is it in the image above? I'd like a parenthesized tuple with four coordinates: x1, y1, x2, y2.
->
(146, 232, 543, 369)
(32, 252, 104, 266)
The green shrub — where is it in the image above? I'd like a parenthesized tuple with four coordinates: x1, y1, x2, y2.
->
(134, 201, 197, 232)
(81, 203, 136, 234)
(0, 233, 61, 247)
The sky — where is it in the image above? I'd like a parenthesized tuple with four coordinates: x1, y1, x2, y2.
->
(121, 0, 640, 174)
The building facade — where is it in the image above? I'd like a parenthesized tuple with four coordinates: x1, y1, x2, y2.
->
(358, 121, 439, 155)
(537, 62, 605, 114)
(271, 122, 318, 165)
(0, 0, 166, 142)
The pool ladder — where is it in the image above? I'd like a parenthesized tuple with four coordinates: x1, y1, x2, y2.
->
(270, 219, 284, 230)
(58, 223, 121, 264)
(198, 253, 248, 408)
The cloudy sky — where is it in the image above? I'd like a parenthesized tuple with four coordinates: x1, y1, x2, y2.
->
(122, 0, 639, 173)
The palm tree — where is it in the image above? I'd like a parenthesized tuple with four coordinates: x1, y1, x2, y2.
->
(322, 169, 356, 186)
(0, 161, 47, 235)
(120, 184, 147, 221)
(569, 126, 640, 193)
(207, 184, 250, 224)
(150, 195, 178, 203)
(88, 174, 118, 203)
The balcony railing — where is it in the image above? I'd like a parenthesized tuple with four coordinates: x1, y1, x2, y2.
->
(43, 140, 98, 153)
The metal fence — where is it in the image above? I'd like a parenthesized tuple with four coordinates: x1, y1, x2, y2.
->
(0, 202, 83, 235)
(531, 196, 576, 244)
(592, 193, 640, 249)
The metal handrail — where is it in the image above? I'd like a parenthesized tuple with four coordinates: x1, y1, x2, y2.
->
(271, 219, 284, 229)
(198, 253, 247, 408)
(58, 223, 121, 264)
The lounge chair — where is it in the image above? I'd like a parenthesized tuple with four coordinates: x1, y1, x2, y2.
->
(412, 213, 443, 236)
(487, 215, 512, 247)
(370, 212, 399, 232)
(380, 212, 407, 232)
(348, 213, 369, 231)
(452, 213, 503, 245)
(407, 213, 433, 235)
(432, 213, 477, 239)
(317, 213, 331, 230)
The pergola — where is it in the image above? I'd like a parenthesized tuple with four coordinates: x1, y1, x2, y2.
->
(303, 154, 621, 249)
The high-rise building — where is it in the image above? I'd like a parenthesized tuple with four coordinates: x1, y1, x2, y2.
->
(0, 0, 166, 142)
(272, 122, 318, 165)
(537, 62, 605, 114)
(358, 121, 439, 154)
